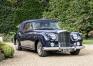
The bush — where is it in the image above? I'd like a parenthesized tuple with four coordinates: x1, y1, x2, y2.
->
(0, 32, 15, 42)
(0, 43, 14, 58)
(0, 51, 5, 61)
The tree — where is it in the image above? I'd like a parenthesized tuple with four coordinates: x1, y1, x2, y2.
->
(15, 0, 44, 25)
(43, 0, 93, 38)
(0, 0, 44, 33)
(0, 0, 93, 39)
(0, 0, 16, 33)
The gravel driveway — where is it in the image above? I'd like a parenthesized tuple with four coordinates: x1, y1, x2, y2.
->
(0, 45, 93, 66)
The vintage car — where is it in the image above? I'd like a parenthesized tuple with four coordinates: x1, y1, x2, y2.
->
(14, 19, 85, 57)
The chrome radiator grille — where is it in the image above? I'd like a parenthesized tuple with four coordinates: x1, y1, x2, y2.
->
(58, 32, 70, 47)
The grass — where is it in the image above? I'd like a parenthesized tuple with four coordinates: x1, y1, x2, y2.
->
(83, 39, 93, 44)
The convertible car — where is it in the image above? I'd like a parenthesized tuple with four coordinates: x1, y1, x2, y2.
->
(14, 19, 85, 57)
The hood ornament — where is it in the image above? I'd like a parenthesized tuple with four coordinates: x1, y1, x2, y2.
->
(57, 30, 67, 33)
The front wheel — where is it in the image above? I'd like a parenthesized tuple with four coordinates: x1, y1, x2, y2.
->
(37, 42, 47, 57)
(70, 49, 80, 55)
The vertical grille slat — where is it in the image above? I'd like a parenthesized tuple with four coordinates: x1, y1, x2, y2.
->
(58, 32, 70, 47)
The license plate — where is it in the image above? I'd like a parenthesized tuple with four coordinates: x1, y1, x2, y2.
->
(63, 49, 70, 53)
(77, 42, 80, 45)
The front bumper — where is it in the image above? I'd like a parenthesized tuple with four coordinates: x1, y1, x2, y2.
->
(43, 46, 85, 51)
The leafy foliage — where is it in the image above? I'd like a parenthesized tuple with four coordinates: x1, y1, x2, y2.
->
(0, 0, 16, 33)
(0, 43, 14, 58)
(15, 0, 44, 25)
(0, 0, 44, 33)
(43, 0, 93, 38)
(0, 0, 93, 38)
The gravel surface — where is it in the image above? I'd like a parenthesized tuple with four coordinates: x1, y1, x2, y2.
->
(0, 45, 93, 66)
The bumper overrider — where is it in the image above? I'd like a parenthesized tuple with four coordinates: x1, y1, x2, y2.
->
(43, 46, 85, 51)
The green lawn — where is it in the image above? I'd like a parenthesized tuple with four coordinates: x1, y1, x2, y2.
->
(83, 39, 93, 44)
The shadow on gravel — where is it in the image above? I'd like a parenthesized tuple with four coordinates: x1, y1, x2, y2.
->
(21, 49, 37, 53)
(48, 52, 86, 57)
(18, 48, 90, 57)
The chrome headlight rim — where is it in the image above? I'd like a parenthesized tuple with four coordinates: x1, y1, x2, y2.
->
(72, 33, 78, 40)
(46, 33, 57, 40)
(71, 32, 81, 40)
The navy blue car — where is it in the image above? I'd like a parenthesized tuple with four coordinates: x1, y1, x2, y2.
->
(14, 19, 85, 57)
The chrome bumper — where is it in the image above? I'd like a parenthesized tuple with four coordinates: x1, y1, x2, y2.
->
(43, 46, 85, 51)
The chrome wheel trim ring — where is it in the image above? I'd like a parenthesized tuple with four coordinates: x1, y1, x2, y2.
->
(37, 42, 43, 55)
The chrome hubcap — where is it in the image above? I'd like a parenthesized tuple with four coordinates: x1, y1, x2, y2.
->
(37, 42, 42, 55)
(38, 47, 42, 55)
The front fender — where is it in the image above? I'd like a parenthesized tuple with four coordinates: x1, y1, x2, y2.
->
(70, 32, 83, 46)
(35, 33, 50, 47)
(70, 32, 83, 40)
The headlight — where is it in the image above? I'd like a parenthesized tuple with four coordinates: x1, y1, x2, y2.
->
(46, 33, 57, 40)
(71, 32, 81, 40)
(73, 34, 78, 40)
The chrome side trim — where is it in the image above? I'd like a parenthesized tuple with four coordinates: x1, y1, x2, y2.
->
(43, 46, 85, 51)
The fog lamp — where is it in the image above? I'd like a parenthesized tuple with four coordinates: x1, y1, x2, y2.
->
(50, 43, 55, 47)
(77, 42, 80, 46)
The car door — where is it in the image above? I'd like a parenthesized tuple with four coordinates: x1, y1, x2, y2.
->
(20, 22, 35, 49)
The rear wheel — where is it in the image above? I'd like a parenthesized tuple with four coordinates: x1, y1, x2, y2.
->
(70, 49, 80, 55)
(37, 41, 47, 57)
(16, 40, 22, 50)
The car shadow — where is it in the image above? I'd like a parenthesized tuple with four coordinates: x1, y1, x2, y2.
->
(18, 48, 90, 57)
(48, 52, 84, 57)
(48, 49, 91, 57)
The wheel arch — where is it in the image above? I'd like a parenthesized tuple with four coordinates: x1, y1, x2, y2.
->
(35, 40, 39, 52)
(34, 35, 46, 52)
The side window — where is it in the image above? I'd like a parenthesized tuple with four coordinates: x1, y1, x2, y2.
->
(23, 22, 32, 32)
